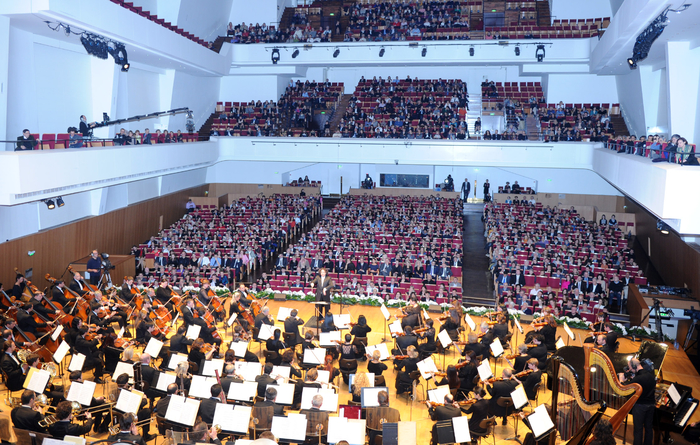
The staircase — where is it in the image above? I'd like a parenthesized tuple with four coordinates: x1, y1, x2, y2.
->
(211, 36, 228, 53)
(466, 91, 482, 138)
(327, 94, 353, 134)
(525, 114, 540, 141)
(536, 0, 551, 26)
(197, 113, 216, 142)
(610, 114, 630, 136)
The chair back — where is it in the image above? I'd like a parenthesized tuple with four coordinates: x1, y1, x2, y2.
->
(283, 332, 296, 346)
(374, 374, 386, 387)
(480, 416, 498, 435)
(353, 336, 367, 347)
(252, 326, 261, 341)
(12, 428, 52, 445)
(304, 410, 329, 437)
(497, 396, 514, 409)
(251, 405, 274, 430)
(408, 370, 421, 381)
(366, 406, 400, 430)
(340, 358, 358, 370)
(263, 350, 280, 363)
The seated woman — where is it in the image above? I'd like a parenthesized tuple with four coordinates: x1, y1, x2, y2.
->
(350, 372, 371, 403)
(280, 348, 302, 378)
(265, 329, 285, 365)
(367, 350, 388, 376)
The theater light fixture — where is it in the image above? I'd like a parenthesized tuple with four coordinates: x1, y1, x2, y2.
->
(292, 49, 300, 58)
(656, 220, 671, 235)
(56, 197, 65, 207)
(44, 199, 56, 210)
(536, 44, 545, 62)
(379, 48, 385, 57)
(625, 6, 689, 70)
(108, 42, 129, 72)
(271, 48, 280, 64)
(47, 21, 132, 72)
(514, 46, 520, 56)
(333, 48, 340, 58)
(469, 47, 474, 56)
(421, 47, 427, 57)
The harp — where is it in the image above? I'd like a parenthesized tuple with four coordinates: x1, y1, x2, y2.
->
(548, 356, 607, 445)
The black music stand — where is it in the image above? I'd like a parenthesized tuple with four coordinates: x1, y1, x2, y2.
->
(314, 301, 331, 333)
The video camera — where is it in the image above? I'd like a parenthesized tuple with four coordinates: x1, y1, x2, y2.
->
(100, 252, 116, 271)
(684, 306, 700, 320)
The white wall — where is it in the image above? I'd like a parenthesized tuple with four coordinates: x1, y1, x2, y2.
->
(0, 202, 39, 243)
(230, 0, 279, 29)
(168, 71, 221, 133)
(220, 75, 282, 103)
(546, 74, 618, 104)
(178, 0, 233, 43)
(551, 0, 612, 20)
(115, 67, 162, 132)
(615, 69, 646, 136)
(0, 15, 9, 141)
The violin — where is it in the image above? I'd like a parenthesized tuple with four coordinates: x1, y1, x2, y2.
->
(413, 327, 429, 334)
(428, 399, 477, 407)
(392, 355, 408, 360)
(455, 360, 471, 369)
(514, 369, 534, 379)
(532, 322, 547, 328)
(431, 371, 447, 377)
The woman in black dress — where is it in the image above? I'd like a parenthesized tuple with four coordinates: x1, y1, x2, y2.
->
(350, 315, 372, 357)
(367, 350, 388, 376)
(395, 346, 420, 394)
(265, 329, 285, 365)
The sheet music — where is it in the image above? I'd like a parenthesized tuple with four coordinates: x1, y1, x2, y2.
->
(66, 381, 96, 406)
(165, 394, 200, 426)
(316, 369, 331, 385)
(319, 331, 342, 347)
(563, 322, 575, 340)
(490, 337, 504, 357)
(300, 387, 338, 411)
(556, 337, 566, 349)
(212, 404, 252, 433)
(417, 356, 439, 380)
(233, 440, 253, 445)
(201, 359, 225, 377)
(257, 324, 276, 341)
(389, 320, 403, 336)
(512, 314, 524, 334)
(227, 312, 238, 326)
(53, 340, 70, 364)
(228, 381, 258, 402)
(24, 368, 51, 393)
(68, 353, 86, 372)
(365, 343, 391, 361)
(333, 314, 352, 329)
(155, 372, 177, 392)
(230, 341, 250, 358)
(361, 387, 387, 407)
(51, 325, 64, 341)
(464, 313, 476, 331)
(271, 366, 291, 384)
(144, 338, 164, 358)
(428, 385, 450, 404)
(437, 329, 452, 348)
(396, 421, 417, 445)
(349, 373, 374, 388)
(267, 383, 295, 405)
(511, 384, 529, 410)
(423, 309, 430, 320)
(271, 414, 307, 441)
(185, 324, 201, 340)
(680, 401, 698, 427)
(303, 348, 325, 365)
(188, 375, 218, 399)
(529, 404, 555, 438)
(380, 303, 391, 321)
(477, 359, 493, 382)
(276, 307, 293, 322)
(233, 361, 262, 382)
(117, 326, 124, 339)
(115, 388, 145, 414)
(114, 361, 135, 379)
(327, 417, 366, 445)
(167, 353, 189, 370)
(452, 416, 472, 443)
(668, 384, 681, 405)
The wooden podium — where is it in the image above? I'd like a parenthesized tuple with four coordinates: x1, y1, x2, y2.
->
(68, 254, 135, 286)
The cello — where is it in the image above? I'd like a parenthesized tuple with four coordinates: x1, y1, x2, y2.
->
(1, 288, 19, 320)
(13, 323, 53, 364)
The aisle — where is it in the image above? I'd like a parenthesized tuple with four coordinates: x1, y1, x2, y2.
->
(461, 203, 493, 301)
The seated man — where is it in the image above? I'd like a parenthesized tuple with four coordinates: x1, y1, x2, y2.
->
(48, 400, 94, 439)
(11, 390, 46, 433)
(427, 394, 462, 445)
(255, 387, 286, 416)
(366, 390, 400, 445)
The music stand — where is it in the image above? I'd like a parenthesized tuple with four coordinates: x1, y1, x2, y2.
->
(315, 302, 331, 333)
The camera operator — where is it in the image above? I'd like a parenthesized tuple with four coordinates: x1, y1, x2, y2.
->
(86, 250, 102, 286)
(444, 174, 454, 192)
(79, 115, 97, 137)
(619, 358, 656, 445)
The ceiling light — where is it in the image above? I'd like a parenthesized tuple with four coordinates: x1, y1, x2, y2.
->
(56, 197, 65, 207)
(45, 199, 55, 210)
(421, 47, 427, 57)
(271, 48, 280, 64)
(292, 49, 300, 58)
(515, 46, 520, 56)
(536, 44, 545, 62)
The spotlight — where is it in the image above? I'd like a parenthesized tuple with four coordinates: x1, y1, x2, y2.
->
(421, 47, 427, 57)
(64, 25, 70, 36)
(333, 48, 340, 58)
(536, 44, 545, 62)
(469, 47, 474, 57)
(108, 42, 129, 71)
(656, 220, 671, 235)
(515, 46, 520, 56)
(56, 197, 65, 207)
(379, 48, 385, 57)
(121, 62, 130, 72)
(292, 49, 300, 58)
(271, 48, 280, 64)
(627, 58, 637, 69)
(45, 199, 55, 210)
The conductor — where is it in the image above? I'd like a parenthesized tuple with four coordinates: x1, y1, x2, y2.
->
(310, 268, 334, 316)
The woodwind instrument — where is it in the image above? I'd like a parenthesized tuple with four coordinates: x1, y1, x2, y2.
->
(214, 369, 227, 404)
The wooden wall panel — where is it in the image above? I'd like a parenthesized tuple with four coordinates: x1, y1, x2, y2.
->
(0, 185, 208, 291)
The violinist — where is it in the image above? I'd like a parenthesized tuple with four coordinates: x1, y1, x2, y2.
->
(283, 308, 304, 346)
(439, 308, 461, 343)
(395, 346, 420, 395)
(400, 297, 421, 330)
(337, 333, 359, 360)
(301, 331, 316, 351)
(511, 343, 530, 373)
(219, 363, 243, 395)
(457, 352, 478, 394)
(427, 393, 462, 445)
(64, 318, 83, 348)
(540, 315, 558, 351)
(487, 368, 518, 425)
(527, 334, 547, 367)
(518, 358, 542, 400)
(254, 306, 274, 330)
(139, 353, 159, 403)
(585, 312, 607, 344)
(367, 349, 388, 376)
(595, 334, 616, 356)
(169, 325, 193, 354)
(492, 313, 509, 342)
(75, 326, 106, 383)
(256, 362, 277, 397)
(69, 271, 89, 297)
(280, 349, 302, 378)
(228, 291, 251, 331)
(90, 291, 126, 330)
(189, 339, 213, 372)
(193, 306, 222, 347)
(463, 386, 489, 435)
(351, 372, 372, 403)
(10, 389, 47, 433)
(479, 322, 495, 358)
(1, 341, 29, 390)
(230, 325, 259, 362)
(434, 365, 461, 392)
(265, 329, 285, 365)
(293, 368, 322, 408)
(417, 318, 437, 355)
(154, 279, 176, 314)
(320, 312, 338, 333)
(394, 326, 418, 359)
(462, 332, 484, 358)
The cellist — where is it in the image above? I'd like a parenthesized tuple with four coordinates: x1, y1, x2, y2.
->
(119, 276, 138, 305)
(154, 278, 176, 314)
(198, 279, 225, 323)
(69, 271, 90, 297)
(51, 280, 73, 307)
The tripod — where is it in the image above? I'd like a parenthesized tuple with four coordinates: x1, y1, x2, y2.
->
(639, 298, 671, 342)
(684, 318, 700, 351)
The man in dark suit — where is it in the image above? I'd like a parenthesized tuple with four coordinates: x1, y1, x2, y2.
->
(255, 386, 286, 416)
(220, 364, 242, 395)
(510, 268, 526, 286)
(48, 400, 94, 439)
(427, 394, 462, 445)
(487, 369, 519, 425)
(139, 354, 158, 403)
(16, 129, 37, 151)
(256, 363, 277, 397)
(107, 413, 147, 445)
(310, 256, 323, 271)
(310, 268, 335, 317)
(197, 383, 224, 425)
(17, 303, 51, 336)
(169, 325, 193, 354)
(274, 254, 288, 273)
(192, 307, 221, 346)
(300, 394, 329, 433)
(75, 326, 105, 382)
(395, 327, 419, 352)
(426, 260, 438, 278)
(527, 334, 548, 368)
(284, 309, 305, 346)
(181, 298, 197, 328)
(596, 334, 616, 356)
(254, 306, 274, 331)
(69, 271, 90, 296)
(379, 259, 393, 277)
(51, 280, 73, 307)
(11, 390, 47, 433)
(154, 383, 178, 418)
(2, 340, 29, 390)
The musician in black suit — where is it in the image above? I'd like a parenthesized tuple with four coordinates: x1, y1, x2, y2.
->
(463, 387, 489, 434)
(107, 413, 147, 445)
(479, 322, 495, 358)
(395, 347, 420, 395)
(69, 271, 90, 296)
(1, 341, 29, 390)
(492, 313, 509, 342)
(153, 383, 178, 418)
(519, 358, 542, 400)
(75, 326, 105, 382)
(487, 369, 519, 425)
(620, 358, 656, 445)
(393, 327, 419, 361)
(603, 323, 619, 347)
(51, 280, 73, 307)
(154, 279, 176, 314)
(255, 363, 277, 397)
(527, 334, 548, 368)
(219, 364, 242, 395)
(512, 344, 530, 373)
(427, 394, 462, 445)
(310, 268, 334, 316)
(181, 298, 197, 327)
(169, 325, 193, 355)
(197, 383, 224, 425)
(254, 306, 274, 330)
(596, 334, 616, 356)
(17, 303, 51, 336)
(255, 387, 286, 416)
(193, 307, 221, 346)
(283, 309, 304, 346)
(48, 400, 94, 439)
(11, 390, 46, 433)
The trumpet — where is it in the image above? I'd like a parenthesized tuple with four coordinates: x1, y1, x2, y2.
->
(108, 416, 155, 435)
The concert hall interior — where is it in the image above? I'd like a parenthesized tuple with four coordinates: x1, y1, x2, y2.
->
(1, 1, 700, 445)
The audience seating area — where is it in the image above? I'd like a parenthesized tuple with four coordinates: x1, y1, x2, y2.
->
(539, 103, 617, 142)
(485, 202, 646, 320)
(606, 136, 697, 164)
(212, 101, 283, 137)
(481, 81, 544, 111)
(133, 195, 322, 288)
(484, 17, 610, 39)
(268, 195, 464, 303)
(336, 77, 469, 138)
(28, 131, 198, 150)
(109, 0, 212, 48)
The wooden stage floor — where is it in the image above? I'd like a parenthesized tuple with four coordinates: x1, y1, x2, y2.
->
(3, 299, 699, 445)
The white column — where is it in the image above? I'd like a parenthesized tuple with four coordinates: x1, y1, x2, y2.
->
(89, 59, 118, 139)
(0, 15, 10, 142)
(665, 41, 700, 140)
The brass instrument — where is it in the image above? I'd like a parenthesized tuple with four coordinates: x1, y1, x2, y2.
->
(42, 362, 58, 378)
(5, 396, 21, 408)
(70, 399, 116, 415)
(108, 415, 154, 435)
(38, 414, 59, 428)
(17, 348, 31, 363)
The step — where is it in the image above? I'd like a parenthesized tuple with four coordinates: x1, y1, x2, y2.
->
(463, 295, 496, 308)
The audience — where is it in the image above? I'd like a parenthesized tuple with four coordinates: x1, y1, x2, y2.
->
(607, 133, 697, 165)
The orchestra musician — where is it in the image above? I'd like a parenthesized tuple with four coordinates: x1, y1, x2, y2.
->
(283, 308, 305, 346)
(1, 341, 29, 390)
(90, 290, 126, 330)
(69, 271, 90, 297)
(350, 314, 372, 356)
(17, 303, 54, 341)
(75, 326, 106, 383)
(434, 365, 461, 393)
(119, 276, 137, 304)
(107, 413, 147, 445)
(254, 306, 274, 330)
(228, 291, 251, 331)
(28, 291, 57, 321)
(395, 346, 420, 395)
(310, 268, 334, 316)
(181, 297, 197, 327)
(595, 333, 616, 356)
(169, 325, 194, 354)
(417, 318, 437, 355)
(457, 352, 478, 395)
(255, 387, 286, 416)
(255, 363, 277, 398)
(154, 279, 176, 314)
(113, 373, 155, 441)
(10, 390, 46, 433)
(51, 280, 73, 307)
(48, 400, 94, 439)
(487, 368, 519, 425)
(400, 297, 421, 330)
(393, 326, 418, 364)
(265, 329, 285, 365)
(3, 319, 28, 347)
(479, 322, 495, 358)
(153, 383, 178, 419)
(526, 334, 547, 368)
(492, 313, 509, 342)
(367, 349, 388, 376)
(196, 383, 224, 425)
(463, 387, 489, 435)
(511, 343, 530, 373)
(230, 325, 259, 362)
(462, 332, 484, 359)
(193, 306, 222, 348)
(219, 363, 243, 395)
(439, 309, 461, 343)
(584, 312, 607, 344)
(198, 279, 224, 323)
(367, 390, 400, 445)
(518, 358, 542, 400)
(293, 368, 322, 408)
(427, 394, 462, 445)
(68, 370, 111, 434)
(26, 354, 64, 406)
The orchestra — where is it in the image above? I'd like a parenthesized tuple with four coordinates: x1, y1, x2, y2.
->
(0, 269, 695, 445)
